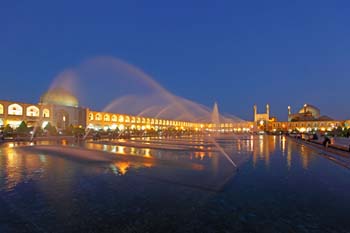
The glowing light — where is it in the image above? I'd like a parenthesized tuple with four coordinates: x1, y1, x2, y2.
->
(8, 104, 23, 116)
(6, 120, 22, 128)
(26, 106, 40, 117)
(115, 162, 130, 175)
(42, 121, 49, 129)
(144, 148, 151, 157)
(117, 146, 125, 154)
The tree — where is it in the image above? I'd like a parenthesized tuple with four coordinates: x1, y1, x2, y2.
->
(16, 121, 29, 135)
(3, 124, 13, 136)
(64, 124, 74, 136)
(44, 122, 58, 136)
(33, 126, 44, 137)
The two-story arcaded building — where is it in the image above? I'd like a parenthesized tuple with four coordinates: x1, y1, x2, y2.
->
(0, 88, 252, 133)
(0, 88, 86, 130)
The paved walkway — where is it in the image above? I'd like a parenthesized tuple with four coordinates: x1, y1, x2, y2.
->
(314, 136, 350, 152)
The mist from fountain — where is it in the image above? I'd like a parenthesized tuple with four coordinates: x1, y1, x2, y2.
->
(47, 56, 244, 126)
(46, 56, 245, 168)
(208, 102, 237, 168)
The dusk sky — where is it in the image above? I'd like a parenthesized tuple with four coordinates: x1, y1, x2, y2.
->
(1, 1, 350, 121)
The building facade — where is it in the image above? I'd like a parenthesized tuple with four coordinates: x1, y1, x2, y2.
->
(0, 89, 252, 133)
(253, 104, 350, 133)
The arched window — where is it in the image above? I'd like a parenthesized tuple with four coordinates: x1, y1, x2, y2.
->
(88, 113, 94, 121)
(8, 103, 23, 115)
(118, 115, 124, 123)
(125, 116, 130, 123)
(111, 115, 117, 122)
(26, 105, 40, 117)
(96, 113, 102, 121)
(104, 114, 110, 121)
(131, 117, 136, 123)
(0, 104, 3, 114)
(43, 109, 50, 118)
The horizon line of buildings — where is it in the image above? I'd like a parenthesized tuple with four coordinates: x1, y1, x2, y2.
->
(0, 88, 349, 133)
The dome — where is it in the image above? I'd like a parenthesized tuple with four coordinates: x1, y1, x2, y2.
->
(298, 104, 320, 118)
(40, 88, 79, 107)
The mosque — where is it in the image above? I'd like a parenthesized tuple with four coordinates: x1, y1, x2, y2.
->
(253, 104, 349, 133)
(0, 88, 251, 133)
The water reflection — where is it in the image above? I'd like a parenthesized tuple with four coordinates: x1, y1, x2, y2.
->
(0, 147, 47, 191)
(247, 135, 319, 170)
(1, 136, 350, 232)
(84, 136, 321, 171)
(111, 162, 130, 175)
(0, 135, 329, 195)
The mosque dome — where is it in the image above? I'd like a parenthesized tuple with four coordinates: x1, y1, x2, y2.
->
(40, 88, 79, 107)
(298, 104, 320, 118)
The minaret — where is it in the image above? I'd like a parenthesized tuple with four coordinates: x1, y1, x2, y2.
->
(288, 106, 291, 115)
(266, 104, 270, 119)
(253, 104, 257, 122)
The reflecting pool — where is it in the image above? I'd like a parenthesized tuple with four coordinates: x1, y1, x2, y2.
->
(1, 135, 350, 233)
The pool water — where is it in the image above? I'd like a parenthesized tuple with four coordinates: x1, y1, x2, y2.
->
(0, 135, 350, 233)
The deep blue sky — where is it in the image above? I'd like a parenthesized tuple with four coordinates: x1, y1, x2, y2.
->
(1, 0, 350, 121)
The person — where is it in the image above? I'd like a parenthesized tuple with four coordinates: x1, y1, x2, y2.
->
(323, 135, 331, 148)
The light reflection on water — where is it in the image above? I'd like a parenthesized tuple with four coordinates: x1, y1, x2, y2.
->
(0, 136, 321, 190)
(0, 135, 350, 232)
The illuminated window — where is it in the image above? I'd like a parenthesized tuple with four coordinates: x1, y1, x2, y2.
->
(104, 114, 110, 121)
(43, 109, 50, 118)
(125, 116, 130, 123)
(112, 115, 117, 122)
(89, 113, 94, 120)
(0, 104, 3, 114)
(118, 115, 124, 123)
(8, 104, 23, 115)
(96, 113, 101, 121)
(26, 105, 40, 117)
